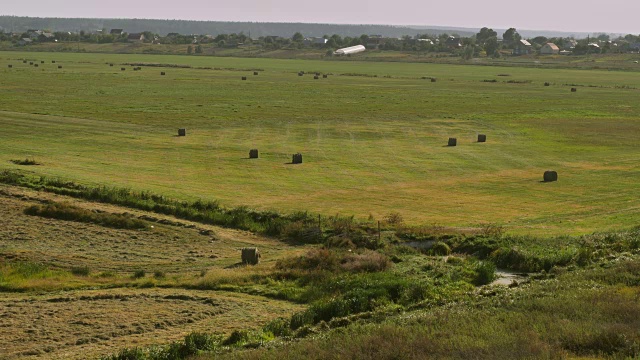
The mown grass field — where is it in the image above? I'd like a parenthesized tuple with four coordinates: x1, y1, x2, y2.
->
(1, 51, 640, 235)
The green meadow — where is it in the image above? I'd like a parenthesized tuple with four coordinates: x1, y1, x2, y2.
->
(1, 51, 640, 235)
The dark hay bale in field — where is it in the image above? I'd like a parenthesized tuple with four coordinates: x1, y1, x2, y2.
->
(544, 82, 550, 86)
(254, 71, 258, 75)
(8, 64, 12, 68)
(477, 134, 487, 143)
(571, 88, 577, 92)
(298, 72, 304, 76)
(242, 76, 247, 80)
(314, 75, 319, 79)
(315, 72, 320, 76)
(323, 74, 328, 78)
(58, 65, 62, 69)
(34, 64, 38, 67)
(121, 68, 126, 71)
(41, 61, 44, 64)
(52, 60, 56, 63)
(431, 78, 437, 82)
(241, 247, 260, 265)
(161, 72, 165, 75)
(178, 128, 186, 136)
(543, 171, 558, 182)
(109, 63, 113, 67)
(23, 60, 27, 63)
(448, 138, 457, 147)
(292, 153, 303, 164)
(29, 62, 33, 65)
(249, 149, 259, 159)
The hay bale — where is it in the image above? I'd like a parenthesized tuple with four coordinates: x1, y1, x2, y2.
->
(41, 61, 44, 64)
(52, 60, 56, 63)
(323, 74, 328, 78)
(29, 62, 33, 65)
(478, 134, 487, 143)
(543, 171, 558, 182)
(254, 71, 258, 75)
(544, 82, 550, 86)
(58, 65, 62, 69)
(178, 128, 186, 136)
(8, 64, 12, 68)
(314, 75, 319, 79)
(161, 72, 166, 75)
(121, 68, 126, 71)
(431, 78, 437, 82)
(242, 76, 247, 80)
(298, 72, 304, 76)
(110, 63, 114, 67)
(23, 60, 27, 64)
(34, 64, 38, 67)
(315, 72, 320, 76)
(571, 88, 577, 92)
(448, 138, 457, 147)
(241, 247, 260, 265)
(292, 153, 303, 164)
(249, 149, 259, 159)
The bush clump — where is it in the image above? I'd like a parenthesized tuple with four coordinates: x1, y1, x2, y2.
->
(24, 202, 149, 230)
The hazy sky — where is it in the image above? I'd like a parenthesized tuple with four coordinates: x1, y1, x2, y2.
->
(2, 0, 639, 34)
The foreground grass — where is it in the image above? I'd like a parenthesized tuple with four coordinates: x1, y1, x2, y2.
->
(1, 51, 640, 235)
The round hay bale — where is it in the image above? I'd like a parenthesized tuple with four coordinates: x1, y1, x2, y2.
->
(242, 76, 247, 80)
(298, 72, 304, 76)
(241, 247, 260, 265)
(249, 149, 259, 159)
(29, 62, 33, 65)
(323, 74, 328, 78)
(110, 63, 114, 67)
(315, 72, 320, 76)
(292, 153, 303, 164)
(52, 60, 56, 63)
(161, 72, 166, 75)
(431, 78, 437, 82)
(23, 60, 27, 64)
(571, 88, 577, 92)
(41, 61, 44, 64)
(8, 64, 12, 68)
(477, 134, 487, 143)
(34, 64, 38, 67)
(544, 82, 550, 86)
(448, 138, 457, 147)
(178, 128, 186, 136)
(314, 75, 319, 79)
(121, 68, 126, 71)
(253, 71, 258, 75)
(543, 171, 558, 182)
(58, 65, 62, 69)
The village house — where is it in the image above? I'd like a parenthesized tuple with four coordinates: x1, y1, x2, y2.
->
(513, 39, 532, 55)
(110, 29, 124, 35)
(445, 36, 463, 49)
(127, 33, 145, 42)
(540, 43, 560, 55)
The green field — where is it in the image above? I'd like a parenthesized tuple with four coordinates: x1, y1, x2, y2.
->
(1, 51, 640, 235)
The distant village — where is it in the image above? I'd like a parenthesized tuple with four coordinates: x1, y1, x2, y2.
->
(2, 27, 640, 57)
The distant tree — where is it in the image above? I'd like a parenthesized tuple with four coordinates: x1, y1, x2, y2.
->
(187, 45, 193, 54)
(476, 27, 497, 45)
(462, 45, 474, 60)
(502, 28, 521, 47)
(596, 33, 610, 42)
(531, 36, 548, 46)
(292, 32, 304, 42)
(484, 36, 499, 56)
(195, 44, 203, 53)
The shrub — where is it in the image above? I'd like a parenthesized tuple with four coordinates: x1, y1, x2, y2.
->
(24, 202, 149, 230)
(431, 242, 451, 256)
(71, 266, 90, 276)
(263, 317, 292, 337)
(223, 330, 250, 346)
(132, 270, 145, 279)
(473, 261, 496, 285)
(153, 270, 166, 279)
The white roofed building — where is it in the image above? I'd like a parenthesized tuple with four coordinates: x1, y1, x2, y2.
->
(334, 45, 366, 56)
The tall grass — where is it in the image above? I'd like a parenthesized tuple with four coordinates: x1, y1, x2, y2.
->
(24, 201, 149, 230)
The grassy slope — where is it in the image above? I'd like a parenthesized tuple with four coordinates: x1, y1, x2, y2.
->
(1, 51, 640, 235)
